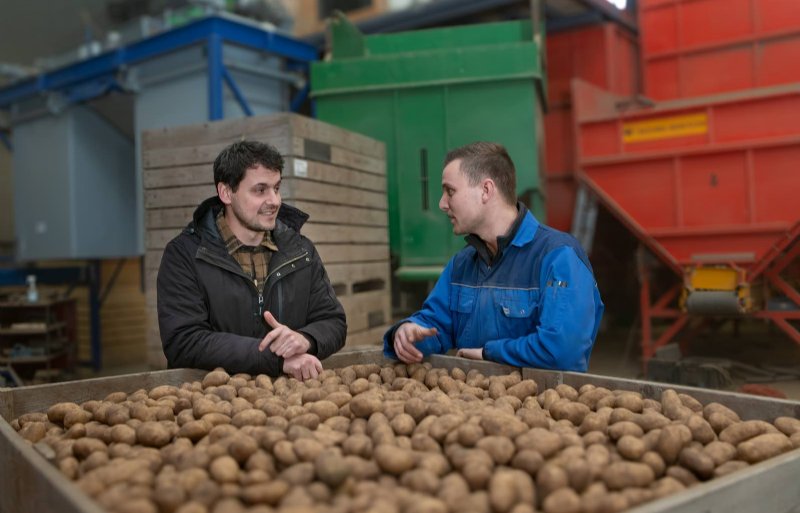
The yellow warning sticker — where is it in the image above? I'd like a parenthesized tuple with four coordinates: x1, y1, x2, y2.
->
(623, 112, 708, 143)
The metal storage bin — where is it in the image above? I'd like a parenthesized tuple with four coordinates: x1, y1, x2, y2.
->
(2, 348, 799, 513)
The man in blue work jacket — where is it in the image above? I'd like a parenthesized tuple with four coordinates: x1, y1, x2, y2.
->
(383, 142, 604, 371)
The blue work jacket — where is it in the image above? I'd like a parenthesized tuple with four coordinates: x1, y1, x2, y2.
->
(383, 211, 604, 371)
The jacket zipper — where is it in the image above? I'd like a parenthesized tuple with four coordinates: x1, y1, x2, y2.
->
(267, 251, 308, 281)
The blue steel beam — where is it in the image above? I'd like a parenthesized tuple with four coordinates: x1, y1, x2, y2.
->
(0, 16, 318, 108)
(207, 34, 225, 120)
(222, 67, 254, 116)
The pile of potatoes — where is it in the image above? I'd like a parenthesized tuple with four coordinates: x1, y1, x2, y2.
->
(11, 363, 800, 513)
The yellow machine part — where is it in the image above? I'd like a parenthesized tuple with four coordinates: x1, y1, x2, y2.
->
(689, 267, 739, 291)
(681, 267, 752, 315)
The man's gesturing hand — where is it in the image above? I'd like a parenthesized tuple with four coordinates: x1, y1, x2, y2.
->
(259, 311, 311, 358)
(283, 354, 322, 381)
(393, 322, 437, 364)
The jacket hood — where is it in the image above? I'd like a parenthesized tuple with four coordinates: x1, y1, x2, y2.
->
(191, 196, 310, 238)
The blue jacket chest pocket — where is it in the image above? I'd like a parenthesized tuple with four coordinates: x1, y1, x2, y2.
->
(493, 290, 540, 340)
(450, 286, 476, 313)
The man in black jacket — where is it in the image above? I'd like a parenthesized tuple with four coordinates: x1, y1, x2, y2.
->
(157, 141, 347, 380)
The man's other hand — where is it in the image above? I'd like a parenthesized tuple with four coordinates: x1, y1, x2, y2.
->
(259, 311, 311, 358)
(393, 322, 437, 364)
(456, 348, 483, 360)
(282, 353, 323, 381)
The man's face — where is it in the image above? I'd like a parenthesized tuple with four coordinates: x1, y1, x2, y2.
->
(439, 159, 483, 235)
(222, 164, 281, 233)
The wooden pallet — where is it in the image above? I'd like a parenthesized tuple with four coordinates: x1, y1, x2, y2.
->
(143, 113, 389, 366)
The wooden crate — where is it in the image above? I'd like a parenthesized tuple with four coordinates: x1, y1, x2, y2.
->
(3, 348, 800, 513)
(142, 113, 389, 367)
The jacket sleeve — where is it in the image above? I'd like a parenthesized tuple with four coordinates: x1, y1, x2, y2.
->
(157, 238, 285, 376)
(383, 259, 455, 359)
(482, 246, 604, 372)
(296, 244, 347, 360)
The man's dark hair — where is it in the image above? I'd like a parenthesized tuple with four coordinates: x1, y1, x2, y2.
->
(443, 142, 517, 206)
(213, 140, 284, 191)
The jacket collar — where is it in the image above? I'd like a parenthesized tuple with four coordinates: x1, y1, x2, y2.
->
(511, 208, 540, 248)
(190, 196, 310, 250)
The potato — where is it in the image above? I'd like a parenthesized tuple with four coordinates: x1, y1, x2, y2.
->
(665, 465, 698, 487)
(537, 463, 568, 498)
(703, 402, 740, 422)
(615, 393, 643, 413)
(374, 444, 415, 475)
(641, 451, 666, 477)
(462, 463, 493, 491)
(73, 437, 107, 459)
(633, 411, 671, 432)
(602, 461, 655, 490)
(577, 387, 613, 409)
(650, 476, 686, 499)
(538, 389, 561, 409)
(702, 441, 736, 466)
(608, 421, 644, 441)
(240, 480, 289, 506)
(774, 417, 800, 436)
(578, 412, 608, 435)
(203, 370, 230, 388)
(416, 452, 451, 476)
(686, 414, 716, 444)
(543, 488, 581, 513)
(18, 422, 48, 443)
(401, 468, 441, 495)
(550, 399, 591, 426)
(678, 446, 715, 479)
(109, 424, 137, 445)
(349, 394, 384, 418)
(488, 468, 536, 513)
(737, 433, 793, 463)
(713, 460, 749, 478)
(708, 412, 737, 434)
(389, 413, 416, 437)
(656, 425, 691, 464)
(230, 409, 266, 428)
(137, 421, 172, 448)
(516, 428, 563, 458)
(504, 380, 537, 401)
(565, 458, 592, 492)
(719, 420, 778, 446)
(476, 436, 515, 465)
(617, 435, 646, 461)
(481, 412, 528, 438)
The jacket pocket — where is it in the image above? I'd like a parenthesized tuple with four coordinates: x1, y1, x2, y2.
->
(495, 289, 540, 319)
(450, 285, 477, 314)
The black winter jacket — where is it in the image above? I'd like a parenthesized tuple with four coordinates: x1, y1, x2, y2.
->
(157, 196, 347, 376)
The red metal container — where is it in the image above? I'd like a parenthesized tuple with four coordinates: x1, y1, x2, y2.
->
(573, 79, 800, 359)
(544, 23, 639, 231)
(640, 0, 800, 100)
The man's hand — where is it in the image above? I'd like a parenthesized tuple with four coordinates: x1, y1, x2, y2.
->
(259, 311, 311, 358)
(457, 348, 483, 360)
(393, 322, 438, 364)
(282, 353, 323, 381)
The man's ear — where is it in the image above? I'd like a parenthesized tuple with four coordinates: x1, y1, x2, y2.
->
(217, 182, 232, 205)
(481, 178, 495, 204)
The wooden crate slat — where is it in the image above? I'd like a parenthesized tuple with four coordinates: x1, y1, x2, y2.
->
(143, 164, 214, 189)
(284, 157, 386, 192)
(145, 184, 216, 209)
(325, 261, 391, 289)
(146, 207, 196, 230)
(316, 244, 389, 264)
(301, 224, 388, 245)
(282, 178, 386, 210)
(293, 201, 388, 227)
(345, 325, 389, 347)
(340, 291, 391, 334)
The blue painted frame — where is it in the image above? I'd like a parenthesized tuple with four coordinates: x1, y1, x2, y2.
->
(0, 15, 318, 118)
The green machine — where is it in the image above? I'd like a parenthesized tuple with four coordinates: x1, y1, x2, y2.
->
(311, 14, 546, 281)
